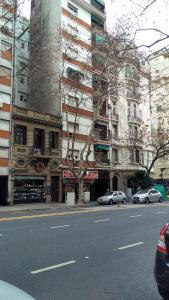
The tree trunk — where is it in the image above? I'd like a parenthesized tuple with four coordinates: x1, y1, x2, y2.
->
(78, 178, 84, 206)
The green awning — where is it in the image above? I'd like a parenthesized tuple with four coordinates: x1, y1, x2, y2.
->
(95, 0, 105, 6)
(95, 33, 105, 42)
(94, 145, 110, 151)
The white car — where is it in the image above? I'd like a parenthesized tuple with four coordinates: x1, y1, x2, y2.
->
(132, 189, 163, 204)
(97, 191, 126, 205)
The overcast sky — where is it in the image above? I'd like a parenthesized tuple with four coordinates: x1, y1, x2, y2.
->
(20, 0, 169, 52)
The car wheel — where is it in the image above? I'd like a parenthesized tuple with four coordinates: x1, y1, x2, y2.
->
(145, 197, 149, 204)
(159, 197, 163, 203)
(158, 285, 169, 300)
(109, 199, 113, 205)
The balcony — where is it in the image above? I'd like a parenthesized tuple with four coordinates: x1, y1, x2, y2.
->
(30, 147, 52, 156)
(95, 159, 110, 166)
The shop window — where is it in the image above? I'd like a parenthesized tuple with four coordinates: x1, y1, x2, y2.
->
(49, 131, 59, 149)
(14, 125, 27, 145)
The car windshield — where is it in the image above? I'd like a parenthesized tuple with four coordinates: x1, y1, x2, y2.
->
(105, 192, 113, 196)
(136, 189, 149, 194)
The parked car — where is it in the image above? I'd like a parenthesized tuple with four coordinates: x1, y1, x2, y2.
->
(97, 191, 126, 205)
(154, 223, 169, 300)
(132, 189, 162, 204)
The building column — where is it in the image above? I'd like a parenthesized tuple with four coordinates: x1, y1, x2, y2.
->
(45, 174, 51, 203)
(110, 171, 114, 190)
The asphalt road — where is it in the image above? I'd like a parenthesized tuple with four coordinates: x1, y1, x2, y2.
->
(0, 203, 168, 300)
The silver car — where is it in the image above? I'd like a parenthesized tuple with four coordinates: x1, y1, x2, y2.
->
(97, 191, 126, 205)
(132, 189, 163, 204)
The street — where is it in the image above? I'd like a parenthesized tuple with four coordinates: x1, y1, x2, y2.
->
(0, 203, 168, 300)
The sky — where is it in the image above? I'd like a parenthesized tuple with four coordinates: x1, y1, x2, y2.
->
(19, 0, 169, 53)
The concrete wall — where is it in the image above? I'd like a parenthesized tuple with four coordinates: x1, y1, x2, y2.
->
(29, 0, 62, 116)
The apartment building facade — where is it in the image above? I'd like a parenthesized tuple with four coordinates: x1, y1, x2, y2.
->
(150, 51, 169, 189)
(29, 0, 152, 203)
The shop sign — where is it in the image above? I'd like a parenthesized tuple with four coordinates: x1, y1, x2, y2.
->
(63, 170, 98, 180)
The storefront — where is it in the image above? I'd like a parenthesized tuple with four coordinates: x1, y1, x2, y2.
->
(63, 170, 98, 203)
(14, 176, 46, 204)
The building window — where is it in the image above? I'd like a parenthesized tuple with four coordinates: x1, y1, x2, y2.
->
(1, 41, 12, 52)
(21, 42, 25, 49)
(20, 94, 27, 102)
(112, 124, 118, 138)
(0, 65, 11, 78)
(67, 46, 79, 59)
(112, 148, 118, 162)
(129, 148, 140, 163)
(67, 67, 84, 82)
(20, 77, 24, 84)
(68, 23, 79, 36)
(14, 125, 27, 145)
(67, 2, 78, 16)
(49, 132, 59, 149)
(68, 122, 79, 133)
(68, 150, 79, 161)
(68, 95, 78, 107)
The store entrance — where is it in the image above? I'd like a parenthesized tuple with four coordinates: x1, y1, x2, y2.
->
(0, 176, 8, 205)
(51, 176, 59, 202)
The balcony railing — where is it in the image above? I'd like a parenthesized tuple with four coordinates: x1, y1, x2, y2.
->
(30, 147, 52, 156)
(95, 159, 110, 166)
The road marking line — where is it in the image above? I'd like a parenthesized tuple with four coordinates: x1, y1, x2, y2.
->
(31, 260, 76, 275)
(118, 242, 144, 250)
(129, 215, 141, 218)
(156, 211, 167, 214)
(94, 219, 110, 223)
(50, 225, 71, 229)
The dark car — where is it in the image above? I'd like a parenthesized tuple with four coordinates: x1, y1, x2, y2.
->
(154, 223, 169, 299)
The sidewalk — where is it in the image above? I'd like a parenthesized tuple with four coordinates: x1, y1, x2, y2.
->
(0, 201, 98, 213)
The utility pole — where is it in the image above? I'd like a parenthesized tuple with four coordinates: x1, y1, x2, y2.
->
(8, 0, 17, 206)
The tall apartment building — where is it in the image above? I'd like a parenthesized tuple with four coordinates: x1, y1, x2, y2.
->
(0, 0, 30, 205)
(150, 51, 169, 189)
(29, 0, 152, 202)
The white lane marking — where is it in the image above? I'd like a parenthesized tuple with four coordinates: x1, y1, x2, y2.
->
(156, 211, 167, 214)
(118, 242, 144, 250)
(129, 215, 141, 218)
(31, 260, 76, 275)
(50, 225, 71, 229)
(94, 219, 110, 223)
(84, 256, 89, 259)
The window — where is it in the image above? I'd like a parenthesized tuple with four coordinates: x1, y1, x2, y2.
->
(112, 148, 118, 162)
(49, 132, 59, 149)
(68, 24, 79, 36)
(68, 150, 79, 161)
(67, 46, 79, 59)
(129, 148, 140, 163)
(133, 103, 137, 118)
(20, 77, 24, 84)
(68, 122, 79, 133)
(34, 128, 45, 149)
(67, 67, 84, 82)
(68, 95, 78, 107)
(112, 124, 118, 138)
(0, 65, 11, 77)
(1, 41, 12, 53)
(128, 103, 131, 116)
(21, 42, 25, 49)
(68, 2, 78, 15)
(14, 125, 27, 145)
(20, 94, 27, 102)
